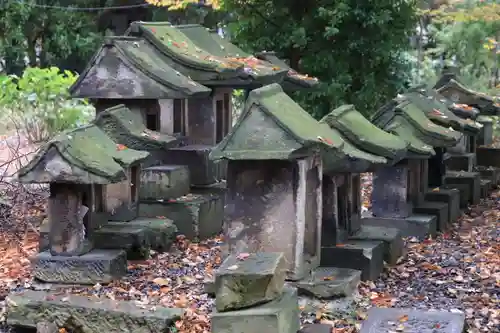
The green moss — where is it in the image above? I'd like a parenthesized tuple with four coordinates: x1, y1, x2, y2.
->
(18, 124, 149, 183)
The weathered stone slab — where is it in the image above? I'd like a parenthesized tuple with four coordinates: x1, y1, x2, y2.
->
(125, 217, 178, 251)
(444, 171, 481, 205)
(298, 323, 333, 333)
(215, 252, 286, 312)
(361, 214, 437, 239)
(139, 193, 223, 240)
(350, 226, 404, 265)
(165, 145, 225, 186)
(291, 267, 361, 299)
(211, 286, 300, 333)
(6, 290, 184, 333)
(320, 240, 384, 281)
(425, 187, 461, 224)
(31, 249, 127, 284)
(139, 165, 190, 200)
(93, 223, 148, 252)
(360, 308, 466, 333)
(36, 321, 58, 333)
(444, 153, 475, 172)
(413, 201, 449, 232)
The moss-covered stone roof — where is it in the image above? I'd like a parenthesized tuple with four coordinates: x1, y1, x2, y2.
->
(126, 22, 287, 87)
(70, 37, 211, 99)
(320, 105, 408, 163)
(372, 100, 461, 153)
(17, 125, 149, 184)
(210, 83, 346, 160)
(436, 79, 499, 116)
(385, 115, 436, 157)
(94, 104, 177, 151)
(401, 91, 482, 135)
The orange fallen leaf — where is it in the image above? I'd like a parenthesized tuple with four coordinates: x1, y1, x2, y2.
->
(116, 144, 127, 151)
(399, 314, 409, 322)
(322, 276, 336, 281)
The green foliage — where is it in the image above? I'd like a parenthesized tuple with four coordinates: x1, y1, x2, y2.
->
(222, 0, 419, 118)
(0, 67, 94, 142)
(0, 0, 103, 74)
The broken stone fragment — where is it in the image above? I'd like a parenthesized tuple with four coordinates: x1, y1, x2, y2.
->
(215, 252, 286, 312)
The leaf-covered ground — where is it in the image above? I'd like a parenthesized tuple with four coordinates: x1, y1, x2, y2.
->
(0, 174, 499, 333)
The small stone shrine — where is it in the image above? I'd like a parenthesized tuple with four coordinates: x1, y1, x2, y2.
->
(210, 84, 337, 281)
(16, 125, 150, 284)
(318, 105, 408, 282)
(368, 99, 461, 236)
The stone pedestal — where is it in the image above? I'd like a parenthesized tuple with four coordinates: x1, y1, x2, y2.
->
(320, 240, 385, 281)
(165, 145, 225, 185)
(361, 214, 437, 239)
(444, 152, 475, 172)
(476, 147, 500, 168)
(413, 201, 449, 231)
(139, 193, 223, 240)
(349, 225, 404, 265)
(425, 187, 461, 223)
(444, 171, 481, 206)
(211, 287, 300, 333)
(139, 165, 190, 200)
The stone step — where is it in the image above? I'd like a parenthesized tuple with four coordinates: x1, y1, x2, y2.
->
(444, 171, 481, 206)
(94, 218, 178, 257)
(320, 240, 385, 281)
(360, 307, 466, 333)
(474, 165, 500, 187)
(6, 290, 183, 332)
(298, 324, 333, 333)
(361, 214, 437, 240)
(289, 267, 361, 299)
(139, 164, 190, 201)
(425, 187, 461, 223)
(139, 192, 223, 240)
(413, 201, 449, 231)
(349, 225, 404, 265)
(480, 178, 492, 198)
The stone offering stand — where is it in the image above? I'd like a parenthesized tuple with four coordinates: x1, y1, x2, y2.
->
(3, 24, 499, 333)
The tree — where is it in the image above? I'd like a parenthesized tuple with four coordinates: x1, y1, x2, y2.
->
(0, 0, 106, 75)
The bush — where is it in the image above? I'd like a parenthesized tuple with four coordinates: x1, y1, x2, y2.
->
(0, 67, 94, 143)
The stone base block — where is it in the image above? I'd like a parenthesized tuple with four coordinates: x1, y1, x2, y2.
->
(290, 267, 361, 299)
(445, 152, 475, 172)
(444, 171, 481, 206)
(165, 145, 225, 186)
(204, 277, 216, 297)
(31, 249, 127, 284)
(361, 214, 437, 239)
(480, 179, 491, 198)
(474, 166, 500, 187)
(211, 286, 300, 333)
(139, 192, 223, 240)
(139, 165, 190, 200)
(477, 116, 493, 147)
(95, 218, 178, 255)
(6, 290, 183, 332)
(360, 307, 466, 333)
(349, 226, 404, 265)
(476, 146, 500, 168)
(320, 240, 385, 281)
(215, 252, 286, 312)
(425, 187, 461, 223)
(413, 201, 449, 232)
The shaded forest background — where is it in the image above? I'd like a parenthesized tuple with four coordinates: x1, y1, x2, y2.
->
(0, 0, 498, 129)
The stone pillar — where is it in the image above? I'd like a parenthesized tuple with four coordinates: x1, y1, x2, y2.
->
(186, 96, 215, 145)
(371, 165, 410, 218)
(477, 117, 493, 147)
(428, 148, 446, 187)
(48, 183, 89, 256)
